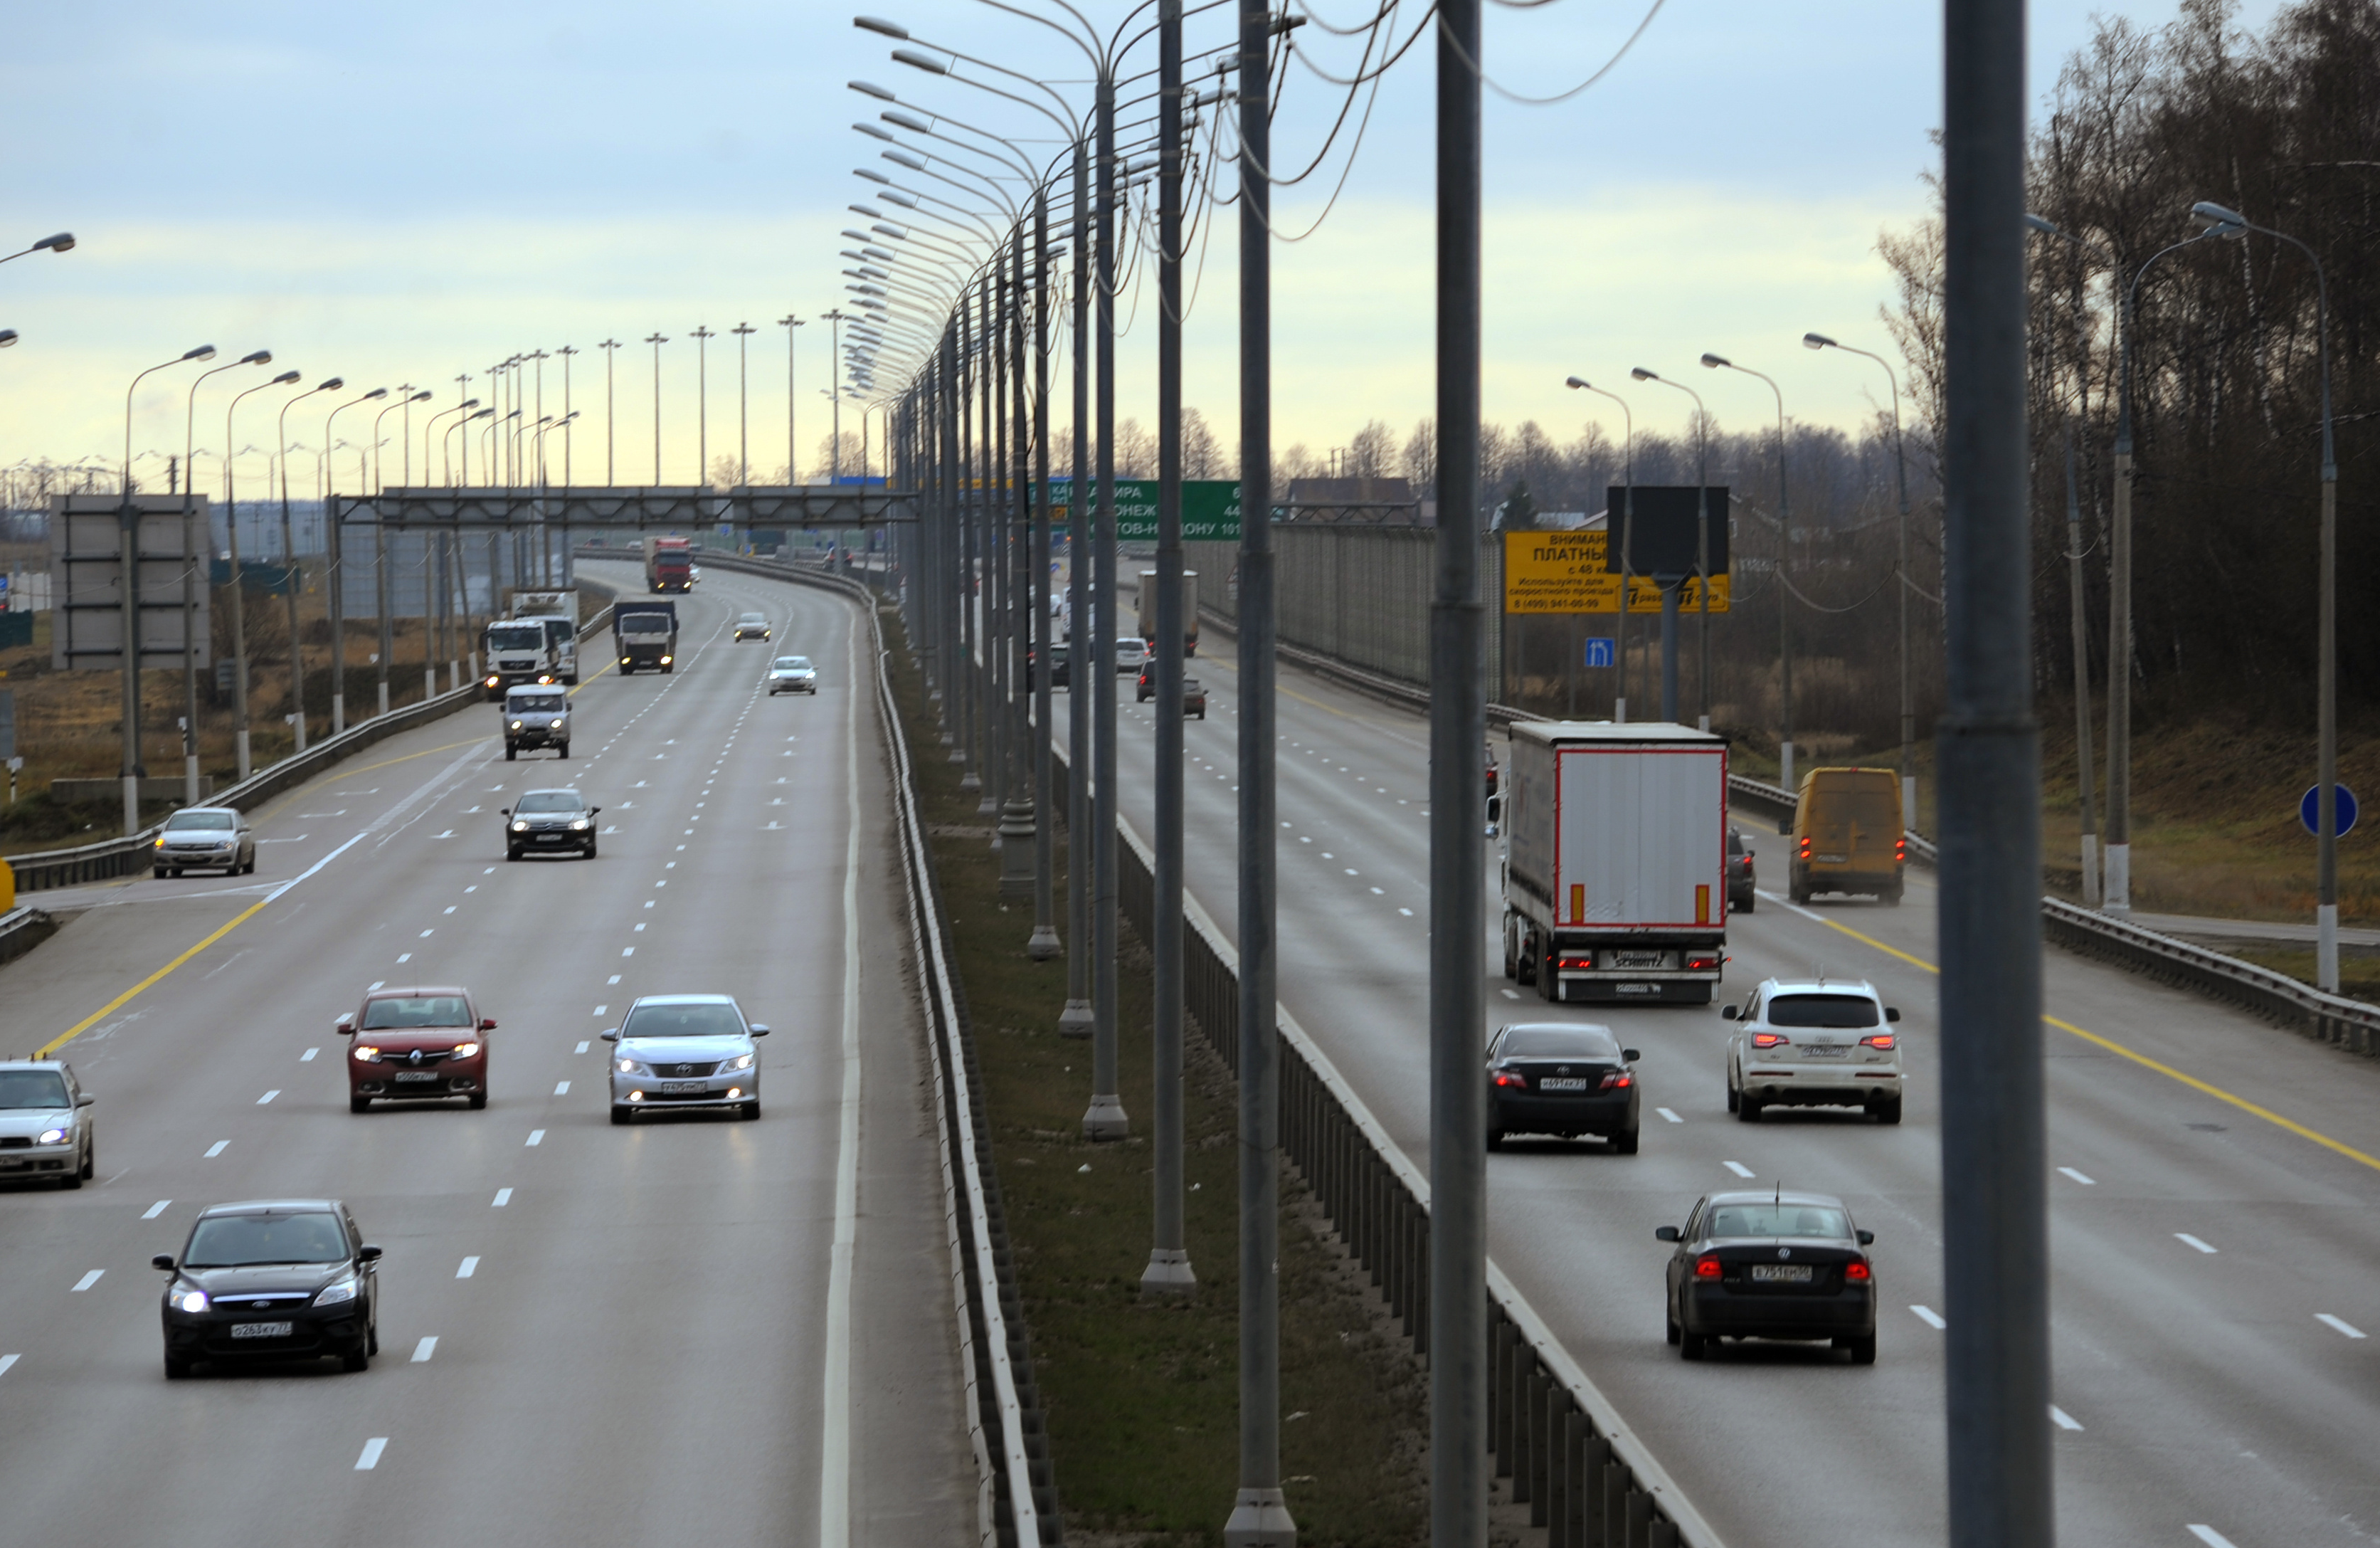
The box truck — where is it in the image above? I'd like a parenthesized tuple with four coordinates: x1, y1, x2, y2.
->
(643, 535, 694, 592)
(1500, 720, 1730, 1004)
(1136, 569, 1199, 657)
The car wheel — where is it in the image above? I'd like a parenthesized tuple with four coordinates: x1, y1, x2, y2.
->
(1737, 1093, 1762, 1123)
(350, 1095, 371, 1114)
(1847, 1334, 1877, 1366)
(80, 1142, 95, 1180)
(342, 1346, 370, 1373)
(505, 743, 518, 762)
(610, 1105, 633, 1125)
(1885, 884, 1905, 906)
(1875, 1097, 1903, 1125)
(1738, 890, 1756, 913)
(243, 858, 257, 875)
(164, 1354, 193, 1381)
(367, 1320, 379, 1357)
(154, 867, 169, 879)
(661, 663, 672, 674)
(584, 841, 598, 860)
(467, 1092, 487, 1111)
(60, 1166, 82, 1190)
(743, 1099, 761, 1120)
(1611, 1127, 1639, 1156)
(1725, 1067, 1740, 1112)
(559, 743, 570, 759)
(1680, 1329, 1708, 1361)
(506, 848, 522, 862)
(1666, 1312, 1681, 1346)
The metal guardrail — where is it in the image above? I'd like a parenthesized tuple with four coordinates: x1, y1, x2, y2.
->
(0, 905, 56, 966)
(1052, 741, 1716, 1548)
(5, 589, 622, 895)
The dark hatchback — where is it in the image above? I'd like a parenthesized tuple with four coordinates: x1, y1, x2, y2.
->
(1727, 826, 1757, 912)
(154, 1199, 382, 1379)
(1656, 1190, 1876, 1363)
(504, 788, 600, 860)
(1484, 1022, 1640, 1152)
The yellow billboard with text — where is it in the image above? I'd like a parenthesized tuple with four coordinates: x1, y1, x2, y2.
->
(1503, 530, 1728, 614)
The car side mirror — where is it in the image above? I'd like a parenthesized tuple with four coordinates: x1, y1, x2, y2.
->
(600, 1029, 618, 1042)
(1856, 1230, 1875, 1246)
(748, 1023, 771, 1036)
(1720, 1005, 1738, 1021)
(480, 1018, 497, 1031)
(357, 1245, 383, 1263)
(75, 1093, 95, 1107)
(335, 1013, 355, 1034)
(499, 807, 510, 816)
(590, 806, 601, 815)
(1886, 1007, 1901, 1023)
(1622, 1048, 1640, 1064)
(152, 1254, 176, 1273)
(1653, 1226, 1681, 1243)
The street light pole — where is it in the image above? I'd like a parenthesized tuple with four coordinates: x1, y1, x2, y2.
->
(645, 334, 668, 485)
(1565, 377, 1634, 720)
(778, 316, 804, 482)
(185, 351, 272, 804)
(122, 343, 217, 835)
(692, 325, 716, 498)
(1703, 353, 1793, 785)
(732, 323, 756, 489)
(597, 340, 620, 486)
(226, 372, 302, 781)
(302, 386, 384, 749)
(1628, 367, 1710, 725)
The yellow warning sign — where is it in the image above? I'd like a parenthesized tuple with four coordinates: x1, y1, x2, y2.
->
(1503, 531, 1729, 614)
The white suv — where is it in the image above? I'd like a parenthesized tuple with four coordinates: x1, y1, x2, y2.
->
(1114, 636, 1151, 674)
(1723, 978, 1904, 1125)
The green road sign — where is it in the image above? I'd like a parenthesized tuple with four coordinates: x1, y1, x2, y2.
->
(1045, 480, 1241, 542)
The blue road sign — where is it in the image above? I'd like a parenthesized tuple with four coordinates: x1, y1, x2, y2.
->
(2301, 782, 2359, 836)
(1583, 636, 1616, 668)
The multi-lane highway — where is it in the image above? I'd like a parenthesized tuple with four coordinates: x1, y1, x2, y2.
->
(1053, 608, 2380, 1547)
(0, 563, 969, 1547)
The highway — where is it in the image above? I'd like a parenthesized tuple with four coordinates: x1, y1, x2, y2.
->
(1053, 611, 2380, 1547)
(0, 562, 969, 1547)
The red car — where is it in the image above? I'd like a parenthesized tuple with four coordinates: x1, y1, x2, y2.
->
(337, 986, 495, 1113)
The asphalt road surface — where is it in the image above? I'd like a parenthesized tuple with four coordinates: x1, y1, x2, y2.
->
(0, 561, 969, 1548)
(1045, 606, 2380, 1548)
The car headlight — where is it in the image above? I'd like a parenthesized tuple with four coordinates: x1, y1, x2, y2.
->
(660, 655, 672, 664)
(568, 818, 591, 831)
(353, 1045, 381, 1063)
(550, 718, 564, 730)
(172, 1287, 210, 1314)
(486, 675, 500, 687)
(511, 821, 530, 833)
(36, 1126, 68, 1145)
(509, 720, 524, 730)
(616, 1058, 647, 1075)
(154, 836, 166, 848)
(313, 1278, 359, 1307)
(450, 1042, 481, 1059)
(724, 1053, 754, 1072)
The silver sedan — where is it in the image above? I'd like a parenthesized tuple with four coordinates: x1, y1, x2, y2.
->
(152, 807, 255, 878)
(603, 994, 768, 1122)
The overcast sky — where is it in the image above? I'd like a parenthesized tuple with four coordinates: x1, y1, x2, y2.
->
(1, 0, 2284, 493)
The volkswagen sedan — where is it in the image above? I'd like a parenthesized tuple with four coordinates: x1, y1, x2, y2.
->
(604, 994, 768, 1122)
(154, 1199, 382, 1378)
(1657, 1190, 1877, 1363)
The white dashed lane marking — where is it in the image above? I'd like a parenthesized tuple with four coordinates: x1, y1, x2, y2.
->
(71, 1270, 102, 1292)
(143, 1201, 171, 1219)
(492, 1188, 512, 1207)
(204, 1141, 228, 1158)
(1910, 1305, 1947, 1330)
(411, 1337, 438, 1363)
(2316, 1313, 2366, 1339)
(1722, 1160, 1755, 1179)
(457, 1257, 480, 1279)
(356, 1438, 388, 1470)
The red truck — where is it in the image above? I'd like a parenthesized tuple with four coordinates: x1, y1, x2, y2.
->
(643, 535, 694, 593)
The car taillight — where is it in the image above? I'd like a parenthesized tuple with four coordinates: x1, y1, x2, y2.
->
(1859, 1033, 1896, 1050)
(1751, 1031, 1788, 1048)
(1600, 1070, 1633, 1090)
(1557, 956, 1592, 972)
(1686, 956, 1719, 971)
(1695, 1255, 1723, 1280)
(1492, 1070, 1528, 1089)
(1799, 837, 1812, 860)
(1845, 1259, 1871, 1282)
(1895, 838, 1907, 862)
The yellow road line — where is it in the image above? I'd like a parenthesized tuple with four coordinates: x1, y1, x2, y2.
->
(38, 897, 272, 1058)
(319, 735, 489, 787)
(1804, 911, 2380, 1175)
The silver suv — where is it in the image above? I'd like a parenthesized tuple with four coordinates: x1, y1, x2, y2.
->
(503, 685, 570, 761)
(1723, 977, 1904, 1124)
(0, 1061, 96, 1189)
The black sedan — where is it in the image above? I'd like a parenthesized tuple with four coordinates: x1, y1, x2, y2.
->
(1656, 1190, 1876, 1363)
(154, 1199, 382, 1378)
(1484, 1022, 1639, 1152)
(1728, 825, 1757, 912)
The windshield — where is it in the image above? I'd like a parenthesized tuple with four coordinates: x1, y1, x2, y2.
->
(509, 695, 566, 715)
(1498, 1026, 1620, 1060)
(1766, 994, 1881, 1028)
(0, 1070, 69, 1109)
(166, 811, 236, 831)
(1705, 1203, 1851, 1241)
(773, 657, 813, 671)
(620, 615, 670, 634)
(184, 1212, 349, 1268)
(487, 624, 544, 651)
(514, 792, 583, 814)
(621, 1002, 746, 1039)
(542, 619, 573, 646)
(738, 614, 766, 625)
(361, 996, 472, 1030)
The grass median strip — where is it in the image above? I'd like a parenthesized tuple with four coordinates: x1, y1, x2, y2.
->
(888, 629, 1426, 1544)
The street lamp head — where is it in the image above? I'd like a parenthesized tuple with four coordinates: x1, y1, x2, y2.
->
(460, 397, 480, 409)
(361, 387, 388, 401)
(1629, 367, 1659, 383)
(2021, 213, 2061, 236)
(410, 389, 433, 403)
(184, 344, 218, 362)
(2190, 199, 2248, 237)
(469, 408, 494, 421)
(1564, 376, 1588, 390)
(884, 149, 927, 171)
(883, 191, 919, 209)
(854, 16, 909, 40)
(319, 377, 345, 392)
(1699, 352, 1730, 370)
(238, 349, 273, 366)
(855, 169, 892, 185)
(850, 80, 897, 101)
(855, 122, 897, 142)
(1803, 332, 1836, 351)
(884, 110, 931, 132)
(892, 48, 948, 75)
(270, 370, 300, 384)
(850, 204, 885, 218)
(0, 330, 17, 348)
(33, 233, 73, 253)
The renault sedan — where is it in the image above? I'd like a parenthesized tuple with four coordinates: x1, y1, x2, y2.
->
(1484, 1023, 1639, 1153)
(152, 806, 255, 878)
(0, 1061, 96, 1189)
(337, 986, 495, 1112)
(603, 994, 768, 1122)
(1656, 1190, 1877, 1363)
(154, 1199, 381, 1378)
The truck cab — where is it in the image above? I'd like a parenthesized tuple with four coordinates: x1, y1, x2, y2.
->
(482, 619, 556, 700)
(502, 685, 571, 761)
(613, 601, 678, 674)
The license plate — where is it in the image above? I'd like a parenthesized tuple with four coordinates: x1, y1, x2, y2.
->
(1799, 1046, 1849, 1058)
(660, 1080, 708, 1095)
(1610, 952, 1665, 968)
(1614, 983, 1659, 994)
(1538, 1078, 1592, 1092)
(536, 833, 566, 841)
(1749, 1265, 1814, 1284)
(230, 1321, 295, 1338)
(1816, 853, 1849, 864)
(393, 1070, 439, 1083)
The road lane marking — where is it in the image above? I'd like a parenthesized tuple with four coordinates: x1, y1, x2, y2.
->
(443, 905, 456, 915)
(608, 974, 621, 984)
(576, 1041, 589, 1053)
(1722, 1160, 1755, 1178)
(396, 953, 411, 963)
(1910, 1305, 1946, 1329)
(411, 1337, 437, 1363)
(204, 1141, 228, 1157)
(525, 1130, 544, 1146)
(2187, 1528, 2240, 1548)
(2058, 1167, 2095, 1185)
(1656, 1107, 1683, 1124)
(143, 1201, 171, 1218)
(0, 1356, 16, 1379)
(621, 947, 633, 956)
(355, 1438, 388, 1470)
(2316, 1313, 2366, 1339)
(492, 1188, 512, 1207)
(1399, 907, 1413, 917)
(302, 1048, 318, 1062)
(72, 1270, 102, 1292)
(2050, 1406, 2083, 1431)
(456, 1257, 479, 1278)
(554, 1081, 570, 1095)
(1500, 989, 1520, 999)
(368, 980, 384, 990)
(258, 1090, 279, 1105)
(1792, 909, 2380, 1177)
(2175, 1233, 2217, 1254)
(593, 1005, 606, 1016)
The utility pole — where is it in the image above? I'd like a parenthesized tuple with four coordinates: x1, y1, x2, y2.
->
(645, 333, 668, 485)
(732, 322, 756, 488)
(779, 315, 804, 482)
(1084, 51, 1128, 1141)
(1059, 112, 1096, 1041)
(557, 345, 576, 486)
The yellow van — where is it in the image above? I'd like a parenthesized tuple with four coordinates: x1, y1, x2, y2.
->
(1789, 767, 1905, 905)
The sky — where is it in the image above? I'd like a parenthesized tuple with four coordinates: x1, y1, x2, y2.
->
(0, 0, 2289, 494)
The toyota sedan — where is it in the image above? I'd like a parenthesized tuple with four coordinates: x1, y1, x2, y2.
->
(1656, 1190, 1876, 1363)
(604, 994, 768, 1122)
(155, 1200, 381, 1378)
(1484, 1023, 1639, 1152)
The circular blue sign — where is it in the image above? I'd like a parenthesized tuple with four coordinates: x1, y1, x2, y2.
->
(2300, 783, 2359, 836)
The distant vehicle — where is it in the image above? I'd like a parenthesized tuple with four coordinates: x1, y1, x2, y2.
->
(613, 600, 677, 674)
(154, 1199, 382, 1378)
(1790, 767, 1905, 905)
(1136, 663, 1154, 702)
(0, 1060, 95, 1188)
(1181, 677, 1207, 719)
(1027, 643, 1070, 690)
(337, 986, 495, 1112)
(152, 806, 255, 878)
(1501, 720, 1729, 1005)
(767, 655, 818, 695)
(1483, 1023, 1639, 1153)
(509, 589, 580, 684)
(1114, 636, 1150, 674)
(1723, 977, 1903, 1124)
(502, 788, 599, 861)
(643, 535, 695, 592)
(1656, 1190, 1877, 1364)
(732, 611, 772, 642)
(1136, 568, 1200, 656)
(502, 684, 571, 761)
(1728, 826, 1757, 912)
(603, 994, 769, 1122)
